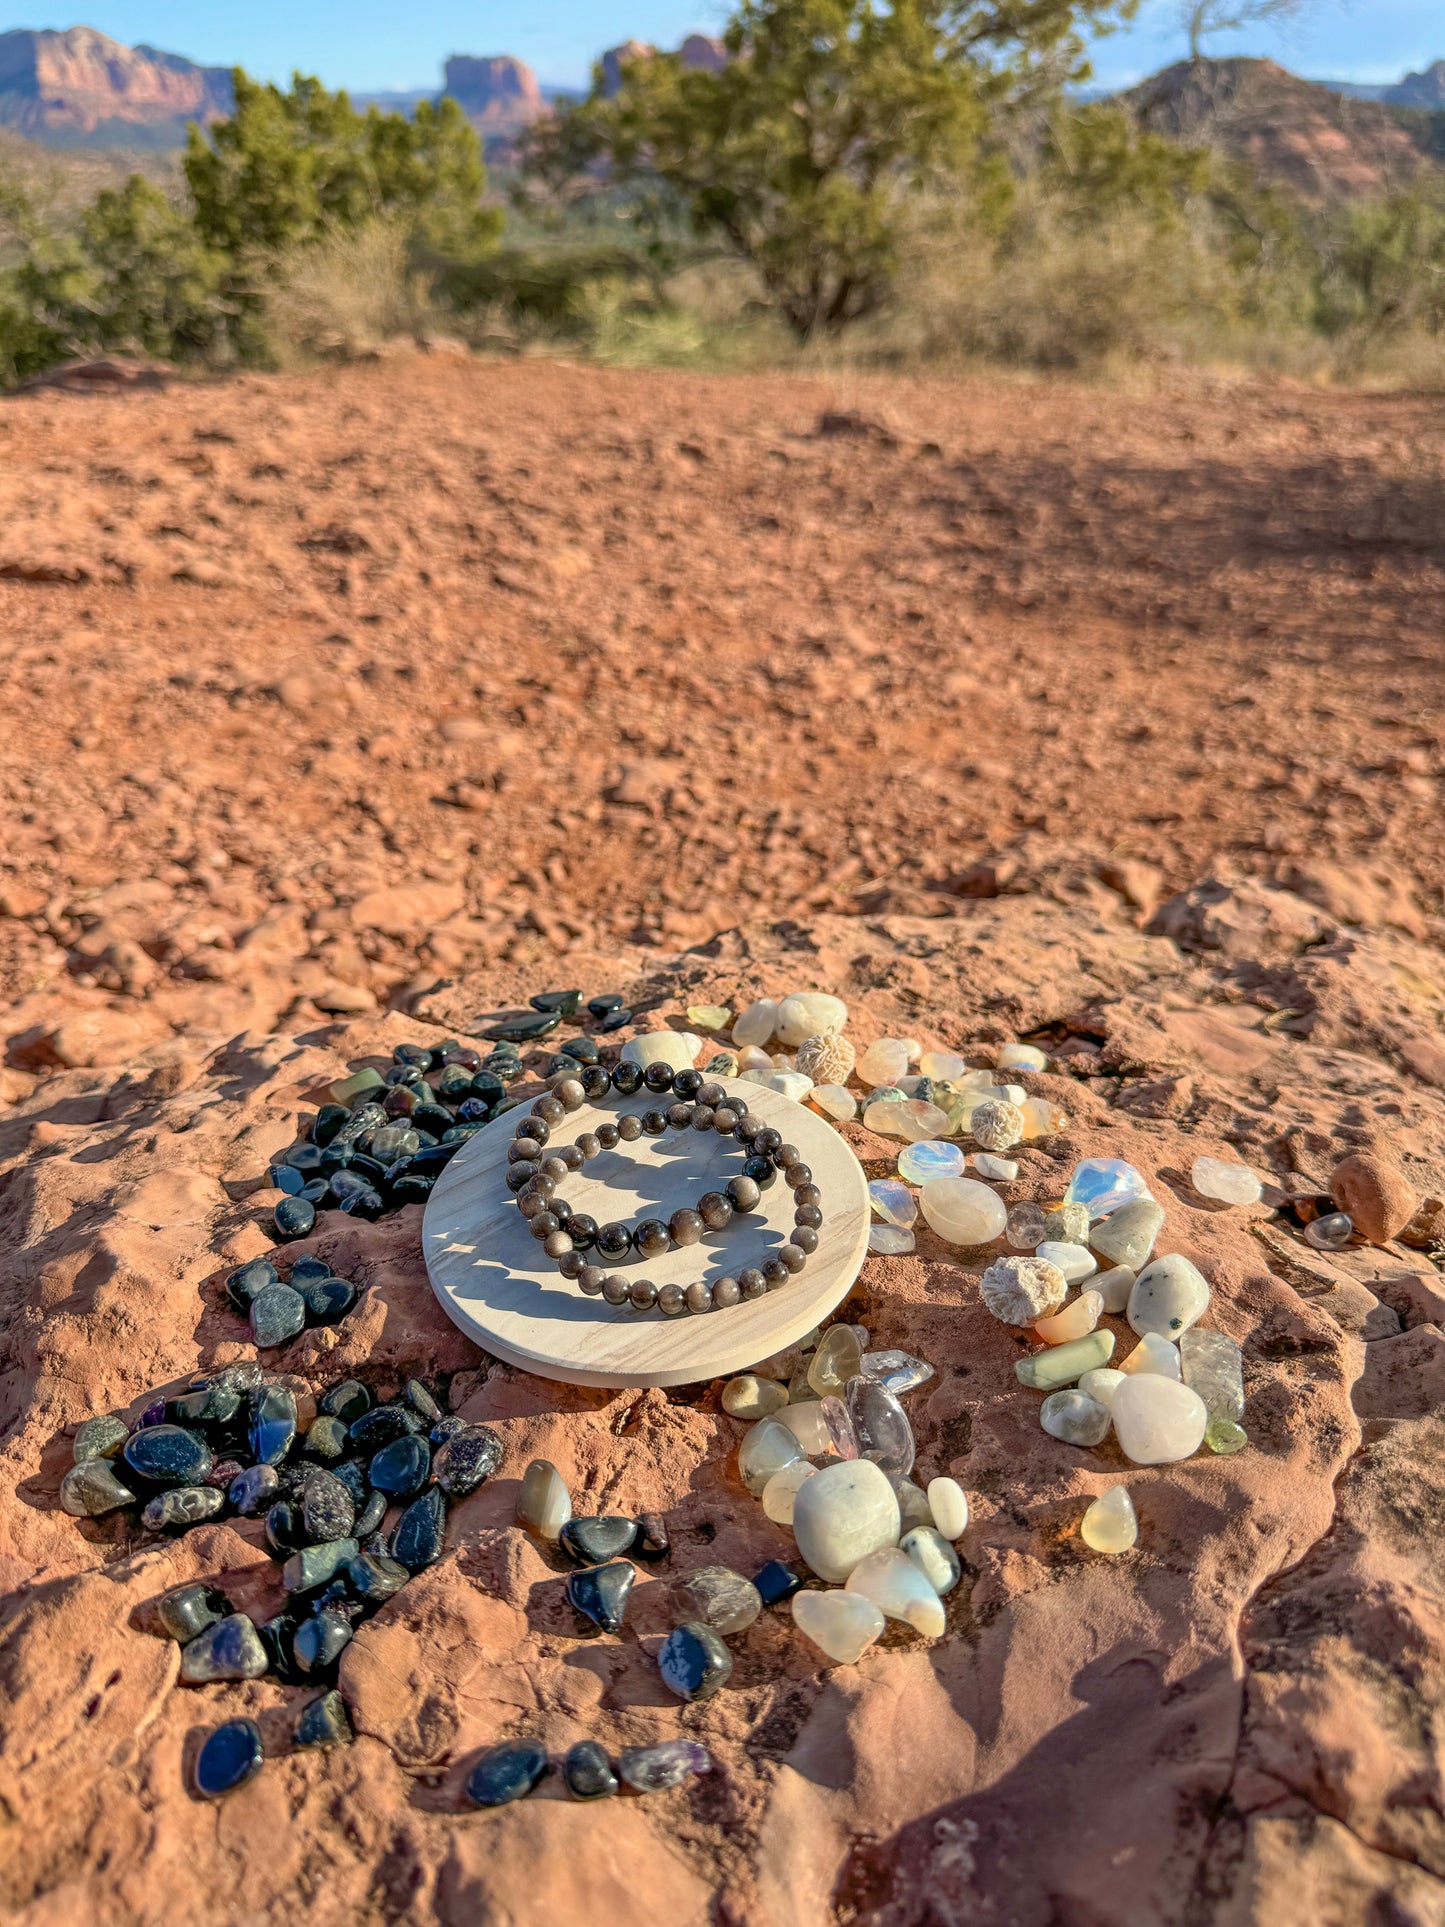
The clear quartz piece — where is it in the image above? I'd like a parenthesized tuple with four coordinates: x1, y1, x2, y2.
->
(1179, 1328, 1245, 1423)
(844, 1375, 915, 1479)
(891, 1477, 935, 1530)
(868, 1180, 918, 1228)
(1064, 1157, 1152, 1220)
(779, 1397, 858, 1459)
(809, 1084, 857, 1121)
(846, 1546, 946, 1637)
(761, 1459, 817, 1524)
(1118, 1331, 1183, 1379)
(1081, 1485, 1137, 1554)
(516, 1460, 571, 1540)
(860, 1350, 935, 1395)
(1192, 1156, 1263, 1205)
(809, 1325, 864, 1396)
(1305, 1212, 1354, 1250)
(1006, 1202, 1048, 1250)
(898, 1140, 966, 1184)
(738, 1417, 805, 1494)
(792, 1589, 886, 1664)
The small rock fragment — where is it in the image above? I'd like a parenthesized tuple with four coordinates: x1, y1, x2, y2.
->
(1328, 1152, 1417, 1245)
(1081, 1486, 1137, 1553)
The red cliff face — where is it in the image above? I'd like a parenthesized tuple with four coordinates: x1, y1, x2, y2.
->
(442, 54, 546, 135)
(0, 25, 232, 142)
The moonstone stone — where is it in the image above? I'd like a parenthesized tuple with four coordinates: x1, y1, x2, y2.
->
(846, 1546, 946, 1637)
(776, 993, 847, 1048)
(621, 1031, 700, 1073)
(920, 1050, 967, 1082)
(1081, 1485, 1137, 1553)
(792, 1590, 886, 1665)
(927, 1476, 969, 1539)
(1037, 1241, 1098, 1284)
(1014, 1329, 1115, 1389)
(857, 1038, 912, 1086)
(1119, 1331, 1183, 1379)
(1192, 1156, 1263, 1205)
(1006, 1202, 1048, 1250)
(1128, 1254, 1210, 1338)
(1090, 1199, 1165, 1269)
(868, 1180, 917, 1228)
(791, 1459, 902, 1582)
(1094, 1265, 1136, 1314)
(920, 1177, 1008, 1247)
(973, 1154, 1019, 1180)
(1078, 1367, 1127, 1410)
(810, 1084, 857, 1121)
(809, 1325, 864, 1395)
(722, 1374, 789, 1420)
(1179, 1328, 1245, 1423)
(997, 1042, 1048, 1071)
(897, 1141, 966, 1184)
(761, 1460, 817, 1524)
(1034, 1289, 1103, 1344)
(901, 1525, 962, 1595)
(862, 1350, 935, 1395)
(1111, 1376, 1208, 1464)
(733, 998, 779, 1046)
(1040, 1390, 1111, 1446)
(738, 1417, 806, 1494)
(1065, 1157, 1152, 1220)
(516, 1460, 572, 1539)
(865, 1098, 951, 1142)
(869, 1225, 916, 1255)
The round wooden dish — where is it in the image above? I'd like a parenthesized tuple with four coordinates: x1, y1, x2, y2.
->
(423, 1077, 870, 1387)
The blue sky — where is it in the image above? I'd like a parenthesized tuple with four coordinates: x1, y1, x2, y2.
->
(4, 3, 1438, 93)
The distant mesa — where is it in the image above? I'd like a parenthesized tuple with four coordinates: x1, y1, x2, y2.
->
(1387, 59, 1445, 109)
(443, 54, 545, 134)
(0, 24, 232, 147)
(600, 33, 728, 95)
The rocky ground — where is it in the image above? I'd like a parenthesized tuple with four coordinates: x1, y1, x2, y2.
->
(1, 354, 1443, 1925)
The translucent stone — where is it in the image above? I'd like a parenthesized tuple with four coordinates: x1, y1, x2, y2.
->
(1305, 1211, 1354, 1250)
(671, 1566, 762, 1637)
(865, 1098, 950, 1142)
(997, 1042, 1048, 1071)
(1179, 1329, 1245, 1423)
(1206, 1418, 1248, 1454)
(927, 1476, 968, 1540)
(776, 993, 847, 1048)
(621, 1031, 700, 1073)
(969, 1099, 1025, 1153)
(787, 1356, 817, 1399)
(1040, 1389, 1111, 1446)
(721, 1374, 789, 1421)
(973, 1154, 1019, 1181)
(869, 1180, 917, 1228)
(1090, 1199, 1165, 1270)
(869, 1225, 916, 1255)
(1014, 1328, 1115, 1390)
(779, 1398, 858, 1459)
(739, 1417, 806, 1493)
(809, 1325, 864, 1395)
(857, 1038, 912, 1086)
(1034, 1288, 1103, 1344)
(328, 1067, 384, 1104)
(898, 1140, 966, 1184)
(920, 1176, 1008, 1246)
(1192, 1156, 1264, 1206)
(688, 1004, 732, 1031)
(892, 1478, 935, 1530)
(920, 1050, 967, 1082)
(844, 1376, 915, 1478)
(900, 1037, 923, 1063)
(732, 998, 779, 1047)
(1111, 1376, 1207, 1464)
(516, 1460, 571, 1539)
(1001, 1083, 1028, 1105)
(809, 1083, 857, 1121)
(1018, 1095, 1067, 1138)
(1065, 1157, 1152, 1220)
(792, 1459, 902, 1583)
(1036, 1241, 1098, 1284)
(761, 1459, 817, 1524)
(1119, 1331, 1183, 1379)
(736, 1043, 774, 1070)
(768, 1070, 814, 1103)
(1043, 1202, 1091, 1245)
(1081, 1485, 1137, 1554)
(1006, 1202, 1048, 1250)
(902, 1525, 962, 1595)
(846, 1546, 946, 1637)
(866, 1085, 908, 1106)
(861, 1350, 935, 1396)
(1128, 1254, 1210, 1339)
(792, 1589, 886, 1665)
(980, 1255, 1067, 1324)
(1094, 1265, 1136, 1314)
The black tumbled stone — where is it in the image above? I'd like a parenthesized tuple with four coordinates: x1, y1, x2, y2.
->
(157, 1583, 231, 1644)
(249, 1386, 298, 1465)
(559, 1516, 639, 1568)
(465, 1738, 549, 1808)
(302, 1468, 356, 1543)
(566, 1560, 635, 1635)
(563, 1739, 618, 1800)
(657, 1620, 733, 1702)
(123, 1424, 212, 1488)
(433, 1425, 503, 1497)
(753, 1559, 805, 1607)
(343, 1551, 409, 1606)
(250, 1283, 306, 1349)
(299, 1276, 356, 1325)
(283, 1538, 359, 1593)
(320, 1380, 371, 1425)
(194, 1717, 264, 1798)
(532, 988, 582, 1017)
(368, 1434, 431, 1499)
(559, 1035, 599, 1064)
(179, 1614, 268, 1683)
(293, 1607, 352, 1678)
(391, 1486, 446, 1570)
(403, 1379, 440, 1422)
(294, 1690, 352, 1749)
(354, 1489, 388, 1537)
(303, 1415, 349, 1461)
(348, 1404, 419, 1452)
(430, 1415, 467, 1444)
(274, 1196, 316, 1239)
(600, 1007, 632, 1032)
(634, 1512, 671, 1562)
(264, 1500, 310, 1558)
(485, 1010, 561, 1042)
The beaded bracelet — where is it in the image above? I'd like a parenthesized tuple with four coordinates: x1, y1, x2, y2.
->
(506, 1063, 824, 1316)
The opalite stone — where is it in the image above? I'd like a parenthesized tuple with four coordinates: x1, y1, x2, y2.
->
(809, 1325, 864, 1395)
(1192, 1156, 1263, 1205)
(869, 1225, 916, 1255)
(862, 1350, 935, 1395)
(739, 1417, 806, 1494)
(768, 1070, 814, 1103)
(1040, 1389, 1111, 1446)
(793, 1590, 886, 1665)
(516, 1459, 572, 1539)
(927, 1476, 968, 1539)
(1305, 1212, 1354, 1250)
(621, 1031, 700, 1073)
(1179, 1328, 1245, 1423)
(997, 1042, 1048, 1071)
(979, 1255, 1067, 1325)
(846, 1546, 946, 1637)
(1006, 1202, 1048, 1250)
(1111, 1376, 1207, 1464)
(866, 1098, 950, 1142)
(809, 1084, 857, 1121)
(869, 1179, 917, 1227)
(1207, 1418, 1248, 1454)
(920, 1050, 967, 1082)
(1128, 1254, 1210, 1338)
(970, 1099, 1025, 1153)
(733, 998, 779, 1047)
(902, 1525, 961, 1595)
(1065, 1157, 1151, 1220)
(776, 993, 847, 1048)
(1034, 1288, 1103, 1345)
(845, 1376, 914, 1478)
(857, 1038, 911, 1086)
(688, 1004, 732, 1031)
(761, 1460, 817, 1524)
(973, 1154, 1019, 1181)
(722, 1374, 789, 1420)
(1015, 1328, 1115, 1389)
(737, 1044, 774, 1070)
(1090, 1199, 1165, 1270)
(1037, 1241, 1098, 1284)
(1094, 1265, 1136, 1314)
(792, 1459, 902, 1582)
(1081, 1485, 1137, 1553)
(779, 1398, 857, 1459)
(1117, 1332, 1181, 1380)
(897, 1140, 966, 1184)
(920, 1177, 1008, 1246)
(892, 1478, 934, 1529)
(1078, 1367, 1127, 1410)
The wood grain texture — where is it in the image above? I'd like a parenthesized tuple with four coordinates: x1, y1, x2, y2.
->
(424, 1078, 870, 1387)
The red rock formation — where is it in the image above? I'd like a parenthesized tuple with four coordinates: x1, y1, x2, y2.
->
(442, 53, 546, 136)
(0, 25, 232, 144)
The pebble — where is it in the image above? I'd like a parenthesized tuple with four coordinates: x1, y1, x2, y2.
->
(194, 1718, 265, 1798)
(869, 1225, 916, 1255)
(434, 1425, 504, 1497)
(1064, 1158, 1152, 1220)
(920, 1049, 967, 1081)
(732, 998, 779, 1047)
(72, 1414, 129, 1463)
(776, 993, 847, 1047)
(226, 1258, 277, 1310)
(564, 1739, 619, 1800)
(368, 1434, 432, 1499)
(687, 1004, 732, 1030)
(1034, 1289, 1104, 1344)
(533, 988, 582, 1018)
(1078, 1367, 1127, 1409)
(1043, 1203, 1091, 1245)
(892, 1477, 934, 1529)
(345, 1551, 410, 1605)
(1094, 1265, 1136, 1314)
(1015, 1329, 1115, 1390)
(298, 1276, 356, 1325)
(866, 1097, 951, 1142)
(767, 1069, 814, 1103)
(560, 1516, 639, 1566)
(761, 1460, 817, 1525)
(902, 1525, 962, 1595)
(658, 1621, 733, 1701)
(1090, 1199, 1165, 1270)
(303, 1417, 348, 1460)
(248, 1283, 308, 1348)
(295, 1689, 353, 1749)
(516, 1459, 572, 1538)
(672, 1565, 763, 1636)
(1305, 1211, 1354, 1250)
(779, 1397, 857, 1458)
(808, 1325, 864, 1395)
(973, 1154, 1019, 1181)
(249, 1385, 298, 1465)
(617, 1739, 713, 1792)
(979, 1255, 1067, 1325)
(143, 1486, 224, 1531)
(1005, 1201, 1048, 1249)
(868, 1179, 917, 1228)
(722, 1374, 789, 1420)
(1119, 1331, 1183, 1379)
(588, 992, 626, 1017)
(274, 1197, 316, 1239)
(1328, 1152, 1416, 1244)
(487, 1010, 562, 1043)
(466, 1738, 550, 1808)
(621, 1031, 700, 1073)
(294, 1608, 353, 1678)
(792, 1458, 902, 1582)
(60, 1459, 135, 1516)
(792, 1590, 886, 1665)
(920, 1176, 1008, 1246)
(153, 1584, 227, 1644)
(124, 1424, 213, 1487)
(1081, 1485, 1137, 1553)
(1111, 1376, 1207, 1464)
(997, 1042, 1048, 1071)
(302, 1468, 356, 1542)
(180, 1613, 269, 1683)
(926, 1476, 968, 1539)
(1036, 1240, 1098, 1284)
(1179, 1329, 1245, 1423)
(738, 1416, 806, 1494)
(897, 1140, 967, 1184)
(809, 1083, 857, 1121)
(567, 1559, 635, 1634)
(847, 1545, 946, 1636)
(845, 1376, 914, 1478)
(970, 1099, 1025, 1153)
(320, 1380, 371, 1424)
(861, 1350, 935, 1395)
(1192, 1156, 1264, 1206)
(1040, 1390, 1112, 1446)
(857, 1038, 911, 1086)
(1128, 1254, 1210, 1338)
(391, 1487, 446, 1570)
(1207, 1418, 1249, 1454)
(284, 1538, 359, 1593)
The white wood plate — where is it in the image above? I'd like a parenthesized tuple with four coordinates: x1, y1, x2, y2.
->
(423, 1077, 870, 1387)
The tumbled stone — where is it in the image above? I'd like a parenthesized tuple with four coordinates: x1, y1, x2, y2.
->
(274, 1197, 316, 1239)
(298, 1276, 356, 1325)
(866, 1098, 951, 1142)
(1036, 1241, 1098, 1284)
(348, 1404, 420, 1452)
(635, 1512, 670, 1562)
(344, 1551, 410, 1606)
(1128, 1254, 1210, 1338)
(809, 1083, 857, 1121)
(926, 1476, 968, 1540)
(320, 1380, 371, 1425)
(893, 1477, 932, 1530)
(368, 1434, 431, 1499)
(868, 1180, 917, 1229)
(780, 1397, 858, 1459)
(792, 1458, 902, 1583)
(997, 1042, 1048, 1071)
(845, 1377, 914, 1477)
(969, 1099, 1025, 1153)
(180, 1614, 269, 1683)
(809, 1325, 864, 1396)
(621, 1031, 699, 1073)
(283, 1539, 359, 1594)
(294, 1689, 352, 1749)
(1305, 1211, 1355, 1251)
(1040, 1390, 1111, 1447)
(1090, 1199, 1165, 1270)
(980, 1255, 1067, 1325)
(302, 1468, 356, 1543)
(224, 1463, 277, 1517)
(857, 1038, 911, 1086)
(1014, 1329, 1115, 1390)
(919, 1049, 967, 1081)
(302, 1416, 348, 1461)
(1081, 1485, 1138, 1553)
(732, 997, 779, 1047)
(1034, 1288, 1104, 1345)
(869, 1225, 916, 1255)
(761, 1460, 817, 1525)
(792, 1590, 886, 1665)
(1193, 1156, 1265, 1207)
(194, 1718, 264, 1798)
(767, 1069, 814, 1103)
(567, 1559, 635, 1634)
(560, 1516, 639, 1567)
(738, 1416, 805, 1495)
(1111, 1377, 1208, 1464)
(564, 1739, 618, 1799)
(617, 1739, 713, 1792)
(658, 1621, 733, 1701)
(1207, 1418, 1248, 1454)
(861, 1350, 935, 1396)
(721, 1374, 789, 1421)
(672, 1566, 762, 1636)
(776, 993, 847, 1048)
(1042, 1202, 1090, 1245)
(1005, 1201, 1048, 1250)
(355, 1490, 388, 1537)
(902, 1525, 962, 1595)
(516, 1459, 571, 1539)
(72, 1414, 129, 1464)
(466, 1738, 550, 1808)
(124, 1425, 212, 1488)
(1329, 1152, 1416, 1244)
(846, 1546, 945, 1637)
(973, 1154, 1019, 1181)
(294, 1608, 352, 1678)
(249, 1385, 298, 1465)
(1078, 1366, 1127, 1409)
(391, 1487, 446, 1570)
(897, 1140, 967, 1184)
(157, 1583, 231, 1643)
(1064, 1158, 1151, 1220)
(434, 1425, 503, 1497)
(1180, 1328, 1245, 1423)
(226, 1257, 278, 1311)
(60, 1459, 135, 1517)
(920, 1176, 1008, 1247)
(1119, 1331, 1183, 1379)
(1094, 1265, 1136, 1314)
(143, 1486, 224, 1531)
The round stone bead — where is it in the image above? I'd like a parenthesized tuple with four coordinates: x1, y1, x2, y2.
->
(543, 1231, 574, 1260)
(795, 1202, 823, 1230)
(506, 1161, 537, 1192)
(601, 1274, 630, 1306)
(684, 1280, 714, 1314)
(595, 1121, 620, 1150)
(658, 1284, 687, 1317)
(567, 1214, 599, 1251)
(576, 1132, 601, 1161)
(743, 1155, 777, 1189)
(532, 1095, 566, 1127)
(793, 1225, 820, 1255)
(611, 1062, 645, 1096)
(666, 1102, 692, 1130)
(761, 1258, 789, 1289)
(698, 1191, 734, 1232)
(739, 1268, 768, 1299)
(691, 1105, 715, 1132)
(641, 1109, 668, 1135)
(642, 1063, 676, 1094)
(518, 1187, 552, 1221)
(557, 1144, 584, 1172)
(674, 1070, 703, 1099)
(554, 1078, 586, 1112)
(628, 1279, 658, 1312)
(774, 1143, 801, 1169)
(508, 1138, 540, 1164)
(530, 1211, 562, 1241)
(779, 1242, 808, 1273)
(785, 1163, 812, 1189)
(578, 1265, 606, 1296)
(727, 1175, 761, 1213)
(581, 1065, 611, 1101)
(696, 1082, 726, 1109)
(795, 1183, 822, 1209)
(711, 1107, 738, 1137)
(596, 1223, 633, 1261)
(558, 1249, 585, 1280)
(617, 1113, 643, 1142)
(712, 1276, 741, 1309)
(635, 1219, 671, 1259)
(669, 1208, 704, 1247)
(515, 1117, 550, 1146)
(538, 1154, 569, 1181)
(755, 1127, 783, 1155)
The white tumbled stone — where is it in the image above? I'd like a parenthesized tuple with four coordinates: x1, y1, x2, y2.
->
(920, 1049, 967, 1082)
(1192, 1156, 1264, 1206)
(776, 993, 847, 1048)
(1118, 1332, 1183, 1380)
(920, 1176, 1009, 1247)
(732, 998, 779, 1048)
(1040, 1389, 1111, 1447)
(1111, 1376, 1208, 1465)
(761, 1460, 816, 1525)
(1128, 1254, 1210, 1339)
(738, 1417, 805, 1494)
(973, 1153, 1019, 1180)
(926, 1476, 969, 1540)
(1090, 1199, 1165, 1270)
(1078, 1367, 1127, 1411)
(768, 1070, 815, 1103)
(621, 1031, 700, 1073)
(901, 1525, 962, 1595)
(997, 1042, 1048, 1071)
(792, 1589, 886, 1665)
(1037, 1240, 1098, 1284)
(809, 1083, 857, 1121)
(516, 1460, 571, 1540)
(846, 1546, 946, 1637)
(1094, 1266, 1136, 1314)
(858, 1038, 912, 1086)
(791, 1458, 902, 1583)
